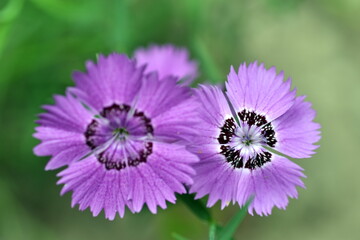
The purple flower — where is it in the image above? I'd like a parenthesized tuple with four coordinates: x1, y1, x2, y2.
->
(134, 44, 198, 85)
(34, 53, 199, 220)
(189, 62, 321, 216)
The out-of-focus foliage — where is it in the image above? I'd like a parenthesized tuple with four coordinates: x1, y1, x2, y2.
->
(0, 0, 359, 239)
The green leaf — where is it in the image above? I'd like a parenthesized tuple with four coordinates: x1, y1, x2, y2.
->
(177, 193, 212, 223)
(0, 0, 23, 57)
(0, 24, 10, 57)
(192, 37, 223, 84)
(217, 197, 253, 240)
(29, 0, 98, 23)
(0, 0, 23, 23)
(183, 0, 203, 33)
(172, 232, 190, 240)
(110, 0, 132, 53)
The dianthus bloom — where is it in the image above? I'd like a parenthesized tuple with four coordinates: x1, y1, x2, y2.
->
(34, 54, 199, 220)
(190, 62, 321, 216)
(134, 44, 198, 85)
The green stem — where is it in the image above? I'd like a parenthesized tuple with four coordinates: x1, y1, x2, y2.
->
(209, 222, 217, 240)
(217, 197, 253, 240)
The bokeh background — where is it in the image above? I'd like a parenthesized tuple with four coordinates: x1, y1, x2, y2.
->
(0, 0, 359, 239)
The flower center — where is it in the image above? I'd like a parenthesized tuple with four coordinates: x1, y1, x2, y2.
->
(112, 127, 129, 141)
(113, 127, 129, 135)
(241, 134, 253, 146)
(218, 109, 277, 170)
(84, 104, 154, 171)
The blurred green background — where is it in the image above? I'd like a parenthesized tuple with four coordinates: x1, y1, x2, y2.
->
(0, 0, 359, 239)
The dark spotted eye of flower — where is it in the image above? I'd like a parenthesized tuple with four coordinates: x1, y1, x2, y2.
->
(237, 109, 276, 147)
(217, 109, 276, 170)
(217, 118, 236, 144)
(84, 104, 154, 171)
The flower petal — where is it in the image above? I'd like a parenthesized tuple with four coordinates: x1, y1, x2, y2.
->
(134, 73, 191, 118)
(71, 53, 144, 111)
(226, 62, 296, 121)
(134, 44, 198, 84)
(272, 96, 321, 158)
(33, 93, 93, 169)
(190, 153, 305, 216)
(57, 142, 198, 219)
